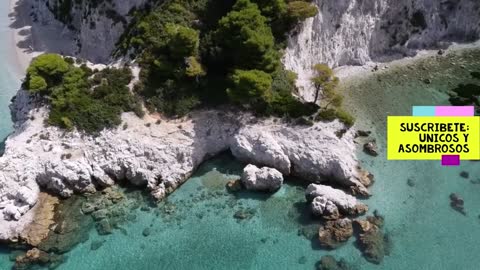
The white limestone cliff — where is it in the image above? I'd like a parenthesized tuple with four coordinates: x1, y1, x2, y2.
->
(19, 0, 147, 63)
(0, 89, 369, 240)
(284, 0, 480, 101)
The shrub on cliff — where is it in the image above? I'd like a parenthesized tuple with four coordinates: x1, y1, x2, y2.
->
(227, 69, 273, 107)
(311, 63, 355, 127)
(25, 54, 69, 93)
(24, 54, 134, 133)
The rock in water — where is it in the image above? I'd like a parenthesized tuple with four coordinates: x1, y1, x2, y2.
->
(142, 228, 151, 237)
(355, 130, 371, 138)
(311, 196, 340, 220)
(460, 171, 469, 179)
(96, 219, 113, 235)
(14, 248, 63, 270)
(306, 184, 367, 215)
(318, 218, 353, 249)
(363, 141, 379, 156)
(241, 164, 283, 192)
(353, 214, 389, 264)
(407, 178, 415, 187)
(449, 193, 466, 215)
(226, 180, 242, 193)
(316, 255, 351, 270)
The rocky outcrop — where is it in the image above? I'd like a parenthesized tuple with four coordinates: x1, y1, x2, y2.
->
(284, 0, 480, 101)
(363, 140, 379, 156)
(311, 196, 340, 220)
(353, 213, 390, 264)
(0, 90, 370, 241)
(306, 184, 368, 215)
(14, 248, 63, 270)
(241, 164, 283, 192)
(318, 218, 353, 249)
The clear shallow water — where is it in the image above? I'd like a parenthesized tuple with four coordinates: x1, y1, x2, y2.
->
(340, 49, 480, 269)
(45, 155, 366, 270)
(0, 0, 21, 153)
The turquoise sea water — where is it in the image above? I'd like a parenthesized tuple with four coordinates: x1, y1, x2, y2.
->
(1, 2, 480, 269)
(0, 0, 21, 153)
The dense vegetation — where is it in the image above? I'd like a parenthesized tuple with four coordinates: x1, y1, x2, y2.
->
(118, 0, 319, 117)
(24, 0, 355, 133)
(24, 54, 138, 133)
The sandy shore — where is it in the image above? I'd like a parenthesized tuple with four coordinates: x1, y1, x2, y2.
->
(9, 0, 40, 75)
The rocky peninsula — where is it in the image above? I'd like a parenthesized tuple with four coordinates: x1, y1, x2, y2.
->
(1, 0, 480, 269)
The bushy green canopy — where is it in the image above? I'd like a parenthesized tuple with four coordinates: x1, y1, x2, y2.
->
(216, 0, 279, 72)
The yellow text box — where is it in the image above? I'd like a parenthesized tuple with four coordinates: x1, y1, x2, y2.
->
(387, 116, 480, 160)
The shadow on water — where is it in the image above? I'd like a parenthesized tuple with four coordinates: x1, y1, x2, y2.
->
(0, 139, 5, 157)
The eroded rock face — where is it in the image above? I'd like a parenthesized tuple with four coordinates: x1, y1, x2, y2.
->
(311, 196, 340, 220)
(0, 90, 369, 241)
(285, 0, 480, 101)
(241, 164, 284, 192)
(27, 0, 148, 63)
(318, 218, 353, 249)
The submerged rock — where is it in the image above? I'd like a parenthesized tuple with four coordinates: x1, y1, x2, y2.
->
(226, 180, 242, 193)
(407, 178, 415, 187)
(14, 248, 63, 270)
(449, 193, 466, 215)
(318, 218, 353, 249)
(233, 208, 256, 220)
(96, 219, 113, 235)
(355, 130, 371, 138)
(316, 255, 352, 270)
(241, 164, 283, 192)
(142, 227, 151, 237)
(460, 171, 469, 179)
(353, 213, 389, 264)
(90, 240, 106, 251)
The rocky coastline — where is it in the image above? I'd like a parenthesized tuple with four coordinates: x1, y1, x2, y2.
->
(0, 87, 372, 243)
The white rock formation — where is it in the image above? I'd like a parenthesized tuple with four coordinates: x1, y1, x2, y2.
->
(306, 184, 358, 213)
(311, 196, 339, 217)
(0, 89, 369, 240)
(241, 164, 284, 192)
(284, 0, 480, 101)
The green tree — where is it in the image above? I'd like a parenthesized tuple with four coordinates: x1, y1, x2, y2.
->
(185, 57, 206, 79)
(253, 0, 287, 20)
(216, 0, 279, 72)
(26, 54, 70, 91)
(227, 69, 273, 106)
(287, 1, 318, 22)
(28, 75, 48, 93)
(311, 63, 339, 105)
(165, 23, 199, 59)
